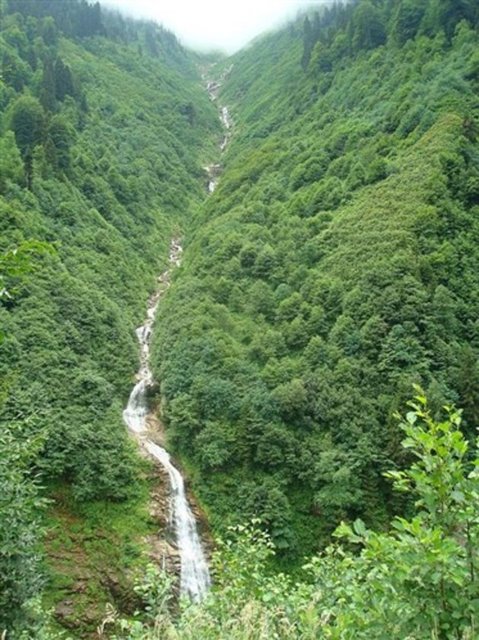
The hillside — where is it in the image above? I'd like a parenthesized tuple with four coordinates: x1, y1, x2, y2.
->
(153, 0, 479, 558)
(0, 0, 219, 635)
(2, 0, 479, 638)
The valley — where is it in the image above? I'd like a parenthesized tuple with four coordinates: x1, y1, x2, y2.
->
(1, 0, 479, 638)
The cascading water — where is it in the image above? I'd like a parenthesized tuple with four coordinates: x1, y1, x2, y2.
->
(203, 66, 233, 192)
(123, 239, 210, 602)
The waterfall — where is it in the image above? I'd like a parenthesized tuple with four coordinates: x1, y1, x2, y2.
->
(203, 65, 233, 192)
(123, 239, 210, 602)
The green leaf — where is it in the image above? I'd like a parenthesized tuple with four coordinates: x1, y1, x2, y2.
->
(353, 519, 367, 537)
(406, 411, 418, 424)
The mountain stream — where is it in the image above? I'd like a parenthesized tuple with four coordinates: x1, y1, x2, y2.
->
(123, 239, 211, 602)
(123, 68, 233, 601)
(204, 65, 233, 192)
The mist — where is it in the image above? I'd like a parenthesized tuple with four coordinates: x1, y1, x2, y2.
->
(103, 0, 323, 53)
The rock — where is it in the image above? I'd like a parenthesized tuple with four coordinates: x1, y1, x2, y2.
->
(101, 573, 141, 614)
(54, 601, 76, 629)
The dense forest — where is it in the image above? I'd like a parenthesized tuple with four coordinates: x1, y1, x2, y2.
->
(154, 0, 479, 558)
(1, 0, 479, 638)
(109, 395, 479, 639)
(0, 0, 219, 635)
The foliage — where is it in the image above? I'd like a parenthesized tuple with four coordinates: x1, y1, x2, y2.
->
(154, 0, 479, 560)
(0, 240, 52, 303)
(0, 415, 46, 635)
(0, 0, 219, 634)
(108, 394, 479, 639)
(0, 244, 55, 637)
(3, 0, 479, 635)
(301, 0, 479, 69)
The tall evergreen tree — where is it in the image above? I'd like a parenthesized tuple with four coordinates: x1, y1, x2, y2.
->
(351, 0, 387, 51)
(392, 0, 428, 45)
(39, 58, 56, 112)
(54, 57, 74, 101)
(301, 16, 314, 70)
(9, 95, 44, 188)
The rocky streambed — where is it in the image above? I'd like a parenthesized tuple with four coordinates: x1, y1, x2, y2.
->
(123, 239, 211, 602)
(203, 64, 234, 192)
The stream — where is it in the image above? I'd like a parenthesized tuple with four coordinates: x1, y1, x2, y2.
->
(204, 65, 233, 192)
(122, 239, 211, 602)
(122, 71, 232, 602)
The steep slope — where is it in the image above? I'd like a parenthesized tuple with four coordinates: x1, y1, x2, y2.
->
(153, 0, 479, 559)
(0, 1, 219, 635)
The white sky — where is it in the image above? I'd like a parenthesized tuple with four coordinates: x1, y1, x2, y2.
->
(103, 0, 322, 53)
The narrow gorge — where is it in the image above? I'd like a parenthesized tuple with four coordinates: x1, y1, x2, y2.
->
(122, 239, 210, 602)
(204, 65, 233, 192)
(2, 0, 479, 638)
(121, 73, 236, 597)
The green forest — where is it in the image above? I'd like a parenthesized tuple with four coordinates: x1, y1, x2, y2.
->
(154, 0, 479, 556)
(1, 0, 479, 638)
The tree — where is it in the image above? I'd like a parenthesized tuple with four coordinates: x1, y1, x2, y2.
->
(310, 40, 334, 73)
(39, 58, 56, 112)
(438, 0, 479, 38)
(75, 0, 104, 38)
(301, 16, 314, 70)
(144, 23, 159, 57)
(351, 0, 387, 52)
(1, 50, 29, 91)
(0, 132, 24, 193)
(40, 16, 57, 47)
(9, 95, 45, 188)
(45, 114, 74, 172)
(452, 345, 479, 431)
(54, 57, 74, 102)
(392, 0, 428, 45)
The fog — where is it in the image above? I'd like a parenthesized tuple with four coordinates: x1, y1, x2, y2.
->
(103, 0, 322, 53)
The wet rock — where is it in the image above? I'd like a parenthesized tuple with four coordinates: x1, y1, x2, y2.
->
(102, 574, 141, 614)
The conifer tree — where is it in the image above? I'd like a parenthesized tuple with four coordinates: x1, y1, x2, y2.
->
(39, 58, 56, 112)
(9, 95, 45, 188)
(54, 57, 74, 101)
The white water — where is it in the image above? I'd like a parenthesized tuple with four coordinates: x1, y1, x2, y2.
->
(123, 239, 211, 602)
(204, 66, 234, 192)
(221, 106, 231, 130)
